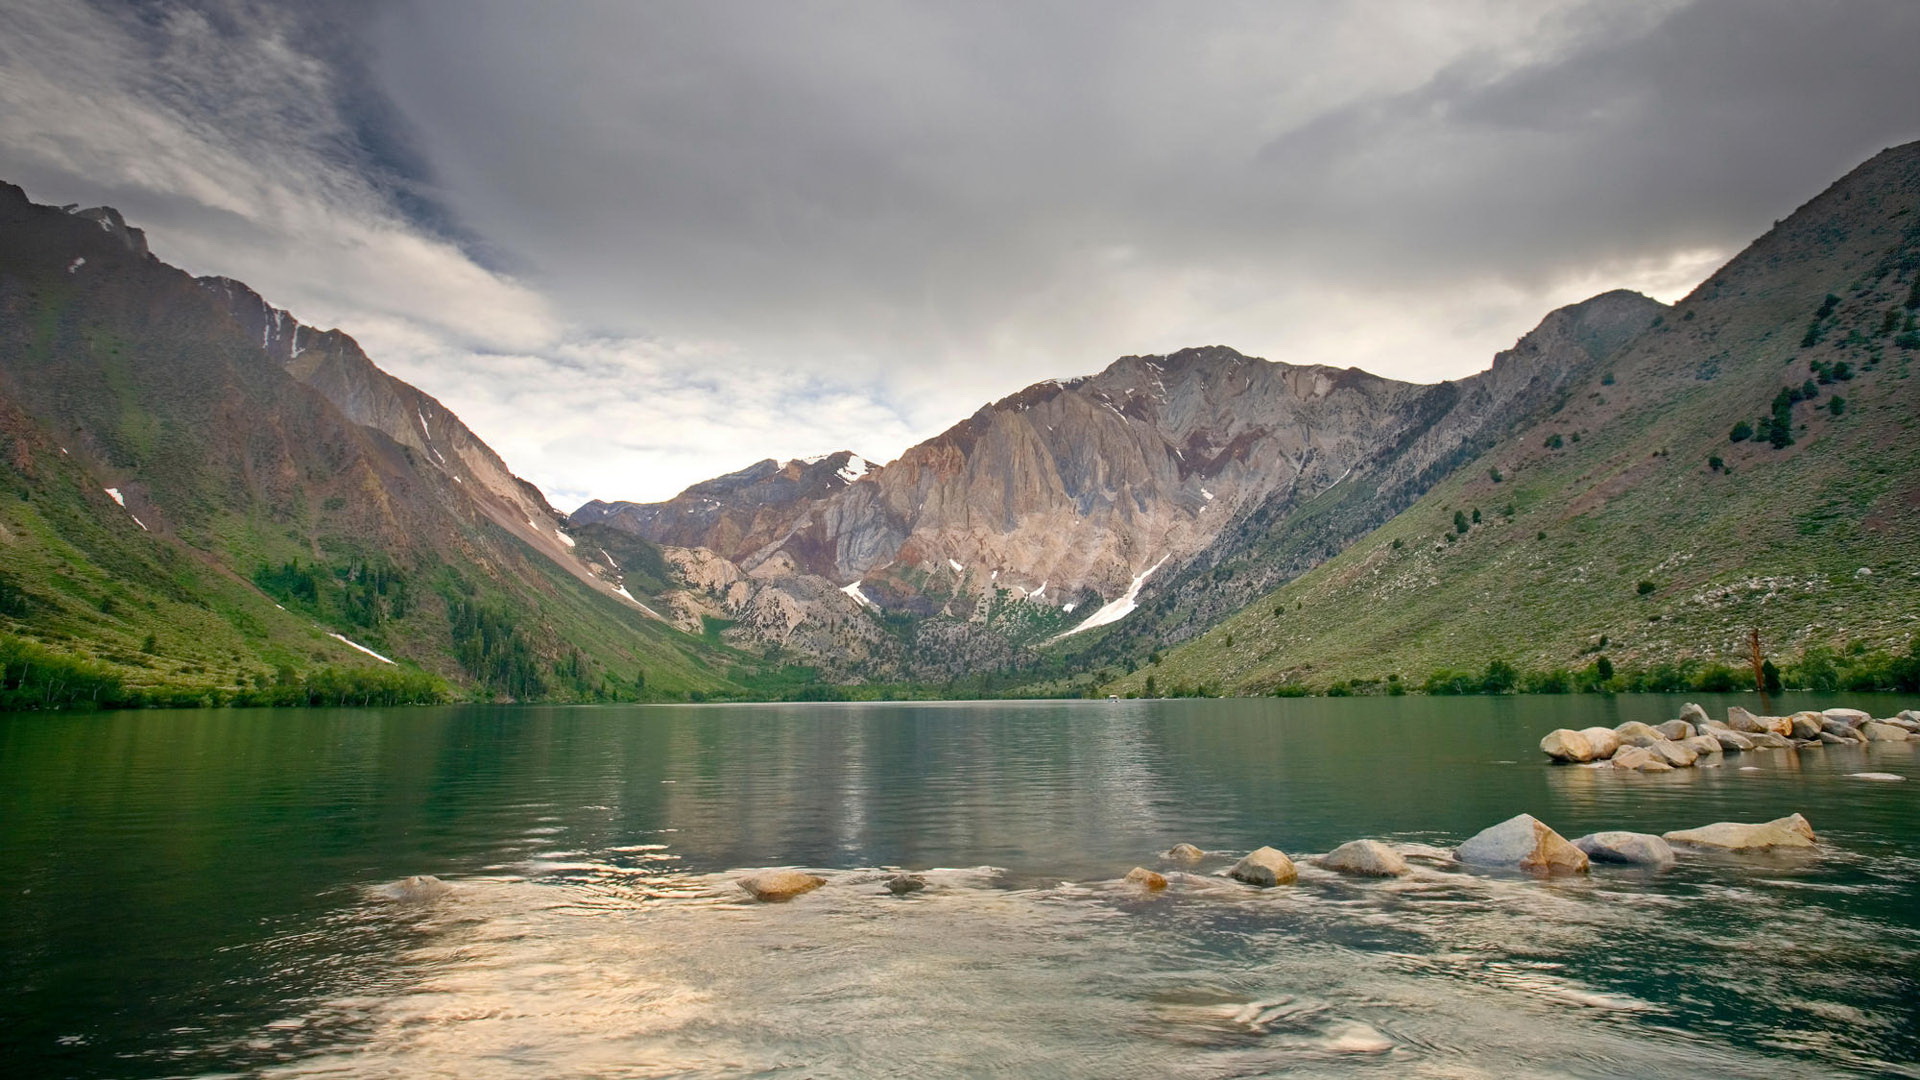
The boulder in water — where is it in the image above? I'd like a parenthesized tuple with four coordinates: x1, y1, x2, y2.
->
(1788, 712, 1826, 739)
(1609, 745, 1654, 770)
(1645, 739, 1698, 768)
(1747, 730, 1794, 749)
(1577, 727, 1621, 759)
(1318, 839, 1411, 877)
(1705, 727, 1755, 751)
(1678, 703, 1710, 728)
(1613, 721, 1665, 747)
(1681, 734, 1723, 757)
(1572, 831, 1676, 867)
(1165, 842, 1206, 861)
(1823, 708, 1871, 726)
(1817, 731, 1855, 745)
(1664, 814, 1816, 851)
(1228, 846, 1298, 886)
(1725, 707, 1766, 733)
(738, 868, 827, 902)
(1862, 721, 1911, 742)
(1540, 728, 1596, 762)
(1654, 719, 1696, 741)
(1454, 814, 1589, 875)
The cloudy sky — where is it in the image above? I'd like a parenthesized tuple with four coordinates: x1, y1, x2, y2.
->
(2, 1, 1916, 507)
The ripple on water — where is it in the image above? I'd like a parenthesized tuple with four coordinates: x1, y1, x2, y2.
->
(208, 855, 1918, 1080)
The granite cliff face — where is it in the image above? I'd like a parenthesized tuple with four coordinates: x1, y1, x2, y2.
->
(577, 290, 1663, 672)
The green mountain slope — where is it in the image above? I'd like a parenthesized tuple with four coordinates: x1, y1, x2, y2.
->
(0, 183, 743, 705)
(1101, 141, 1920, 696)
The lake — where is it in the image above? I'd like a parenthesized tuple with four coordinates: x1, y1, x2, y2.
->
(2, 695, 1916, 1078)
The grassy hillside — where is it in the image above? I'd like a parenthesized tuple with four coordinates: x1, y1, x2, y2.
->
(1100, 142, 1920, 697)
(0, 184, 748, 706)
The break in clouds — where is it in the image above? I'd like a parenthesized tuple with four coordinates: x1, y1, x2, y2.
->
(1, 0, 1916, 505)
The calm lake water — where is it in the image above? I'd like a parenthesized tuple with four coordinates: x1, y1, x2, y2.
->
(2, 695, 1917, 1078)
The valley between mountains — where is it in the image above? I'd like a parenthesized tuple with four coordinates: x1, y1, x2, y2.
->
(4, 141, 1919, 707)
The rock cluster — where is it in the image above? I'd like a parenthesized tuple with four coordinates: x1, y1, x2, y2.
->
(1539, 704, 1916, 771)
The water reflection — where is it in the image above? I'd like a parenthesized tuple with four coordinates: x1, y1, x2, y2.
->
(0, 695, 1916, 1077)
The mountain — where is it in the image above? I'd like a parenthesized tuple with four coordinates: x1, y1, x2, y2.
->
(1104, 140, 1920, 696)
(578, 296, 1661, 679)
(0, 182, 740, 704)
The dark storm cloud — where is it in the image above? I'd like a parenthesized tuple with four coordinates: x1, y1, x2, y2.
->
(3, 1, 1916, 504)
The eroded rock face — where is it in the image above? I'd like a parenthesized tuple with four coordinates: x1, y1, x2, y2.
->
(1664, 814, 1816, 851)
(1454, 814, 1589, 875)
(1540, 728, 1597, 762)
(1572, 832, 1676, 867)
(1318, 839, 1411, 877)
(1124, 867, 1170, 891)
(737, 869, 827, 902)
(1228, 846, 1298, 886)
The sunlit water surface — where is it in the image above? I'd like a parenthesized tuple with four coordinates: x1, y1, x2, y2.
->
(2, 695, 1917, 1078)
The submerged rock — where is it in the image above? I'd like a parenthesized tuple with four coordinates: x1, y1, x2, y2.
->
(1124, 866, 1169, 890)
(382, 874, 454, 902)
(1654, 719, 1696, 741)
(1848, 772, 1905, 782)
(737, 869, 827, 902)
(1817, 731, 1855, 745)
(1540, 728, 1596, 762)
(1165, 842, 1206, 861)
(1454, 814, 1589, 875)
(1228, 846, 1298, 886)
(1663, 814, 1816, 851)
(1318, 839, 1411, 877)
(885, 873, 927, 895)
(1861, 721, 1911, 742)
(1572, 831, 1676, 867)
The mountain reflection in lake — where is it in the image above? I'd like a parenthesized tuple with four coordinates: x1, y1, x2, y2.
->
(2, 696, 1916, 1077)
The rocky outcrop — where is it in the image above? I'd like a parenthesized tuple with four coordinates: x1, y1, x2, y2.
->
(1454, 814, 1589, 875)
(1664, 814, 1816, 851)
(1571, 832, 1675, 867)
(1228, 846, 1298, 886)
(737, 869, 827, 901)
(1317, 839, 1411, 877)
